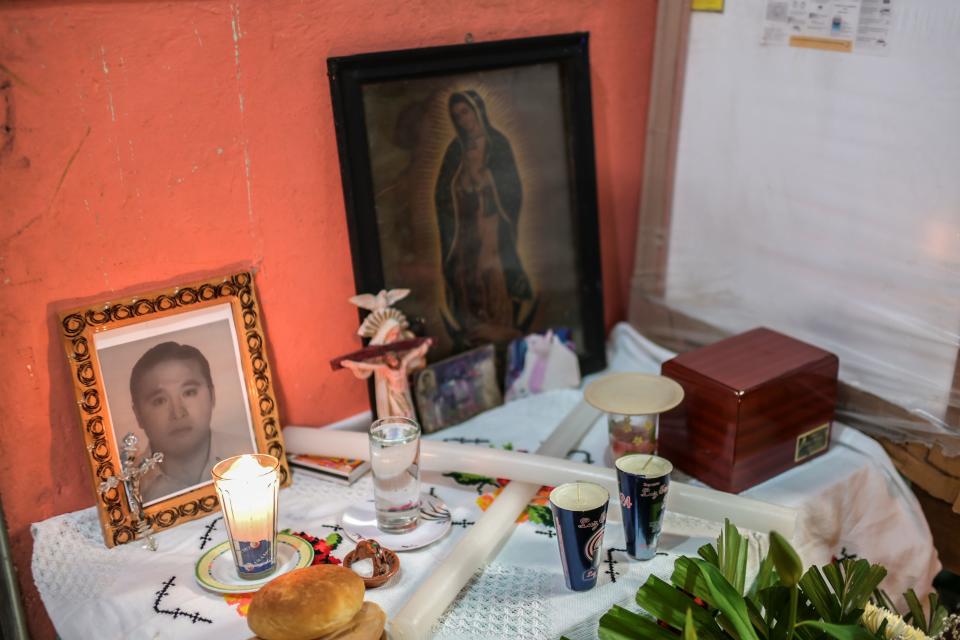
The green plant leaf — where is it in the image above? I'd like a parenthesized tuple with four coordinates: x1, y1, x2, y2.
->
(699, 542, 720, 567)
(684, 608, 698, 640)
(744, 599, 769, 640)
(757, 585, 817, 640)
(758, 586, 789, 635)
(871, 588, 898, 615)
(928, 592, 948, 637)
(799, 566, 842, 623)
(769, 532, 803, 588)
(635, 575, 725, 640)
(841, 560, 887, 621)
(749, 553, 778, 604)
(903, 588, 926, 631)
(733, 524, 749, 595)
(672, 556, 731, 615)
(877, 619, 889, 639)
(672, 557, 711, 604)
(702, 519, 751, 596)
(600, 521, 918, 640)
(824, 562, 846, 603)
(715, 613, 742, 639)
(793, 622, 822, 640)
(722, 520, 745, 594)
(797, 621, 877, 640)
(599, 605, 678, 640)
(757, 584, 790, 640)
(672, 555, 768, 639)
(688, 559, 761, 640)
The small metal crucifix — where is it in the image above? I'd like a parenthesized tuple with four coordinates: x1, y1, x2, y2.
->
(98, 433, 164, 551)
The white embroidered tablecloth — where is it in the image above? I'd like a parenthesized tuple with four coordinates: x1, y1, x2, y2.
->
(30, 323, 939, 639)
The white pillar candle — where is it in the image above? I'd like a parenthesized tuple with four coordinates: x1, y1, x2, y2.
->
(283, 426, 797, 537)
(549, 482, 609, 511)
(386, 400, 601, 639)
(616, 453, 673, 478)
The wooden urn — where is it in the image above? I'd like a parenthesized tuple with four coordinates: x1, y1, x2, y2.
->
(659, 327, 838, 493)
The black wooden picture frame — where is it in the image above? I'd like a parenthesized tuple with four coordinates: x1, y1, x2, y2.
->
(328, 32, 606, 375)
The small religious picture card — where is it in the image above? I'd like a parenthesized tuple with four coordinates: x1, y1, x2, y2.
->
(504, 328, 581, 402)
(413, 345, 502, 434)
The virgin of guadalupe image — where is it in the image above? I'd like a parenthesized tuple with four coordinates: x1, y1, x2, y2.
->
(435, 90, 537, 349)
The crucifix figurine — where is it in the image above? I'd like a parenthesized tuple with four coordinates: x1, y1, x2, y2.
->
(332, 338, 432, 419)
(98, 432, 164, 551)
(333, 288, 432, 419)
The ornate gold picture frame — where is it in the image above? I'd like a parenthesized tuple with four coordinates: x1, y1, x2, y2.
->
(59, 272, 289, 547)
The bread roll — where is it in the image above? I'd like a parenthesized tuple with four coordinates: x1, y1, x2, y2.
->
(247, 565, 365, 640)
(320, 602, 386, 640)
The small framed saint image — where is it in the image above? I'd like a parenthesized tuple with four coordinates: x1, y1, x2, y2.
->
(329, 32, 606, 374)
(413, 344, 503, 434)
(59, 272, 289, 547)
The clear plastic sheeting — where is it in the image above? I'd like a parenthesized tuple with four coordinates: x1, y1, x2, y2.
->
(643, 0, 960, 452)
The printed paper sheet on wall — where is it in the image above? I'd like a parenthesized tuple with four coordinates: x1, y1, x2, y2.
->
(762, 0, 893, 54)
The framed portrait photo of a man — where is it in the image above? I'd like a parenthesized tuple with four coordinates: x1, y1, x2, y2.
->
(329, 33, 606, 374)
(59, 272, 289, 547)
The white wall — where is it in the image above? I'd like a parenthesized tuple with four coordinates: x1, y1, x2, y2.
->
(665, 0, 960, 445)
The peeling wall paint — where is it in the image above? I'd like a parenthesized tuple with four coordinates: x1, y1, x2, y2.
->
(0, 1, 657, 636)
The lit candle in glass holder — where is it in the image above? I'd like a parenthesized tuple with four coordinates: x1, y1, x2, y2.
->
(211, 454, 280, 580)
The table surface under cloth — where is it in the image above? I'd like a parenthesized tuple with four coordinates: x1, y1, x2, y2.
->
(31, 323, 940, 640)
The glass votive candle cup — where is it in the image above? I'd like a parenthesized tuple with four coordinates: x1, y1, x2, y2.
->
(608, 412, 659, 458)
(211, 453, 280, 580)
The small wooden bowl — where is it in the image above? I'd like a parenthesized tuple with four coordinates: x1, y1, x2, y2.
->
(343, 540, 400, 589)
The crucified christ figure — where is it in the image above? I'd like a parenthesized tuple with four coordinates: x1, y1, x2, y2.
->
(340, 339, 432, 419)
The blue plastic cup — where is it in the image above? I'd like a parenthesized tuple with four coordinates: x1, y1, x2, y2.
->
(616, 454, 672, 560)
(548, 482, 610, 591)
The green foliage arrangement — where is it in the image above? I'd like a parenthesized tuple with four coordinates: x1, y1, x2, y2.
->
(598, 521, 953, 640)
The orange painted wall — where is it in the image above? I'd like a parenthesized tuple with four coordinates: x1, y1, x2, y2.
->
(0, 1, 656, 635)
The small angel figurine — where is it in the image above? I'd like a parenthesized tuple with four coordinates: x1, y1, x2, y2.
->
(350, 289, 412, 344)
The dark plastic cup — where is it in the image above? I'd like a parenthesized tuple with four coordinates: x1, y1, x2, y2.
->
(616, 454, 672, 561)
(548, 482, 610, 591)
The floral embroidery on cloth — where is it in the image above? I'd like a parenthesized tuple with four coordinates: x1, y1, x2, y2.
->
(223, 593, 252, 617)
(297, 530, 344, 566)
(443, 471, 504, 495)
(475, 484, 554, 525)
(447, 473, 554, 526)
(223, 530, 344, 617)
(443, 443, 554, 526)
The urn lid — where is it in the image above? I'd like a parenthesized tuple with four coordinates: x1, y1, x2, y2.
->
(584, 372, 684, 416)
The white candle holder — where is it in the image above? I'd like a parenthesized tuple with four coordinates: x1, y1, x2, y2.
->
(211, 454, 280, 580)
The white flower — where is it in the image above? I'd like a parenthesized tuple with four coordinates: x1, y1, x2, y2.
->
(862, 603, 931, 640)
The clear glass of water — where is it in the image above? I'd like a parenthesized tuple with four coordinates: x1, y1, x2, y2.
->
(369, 416, 421, 533)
